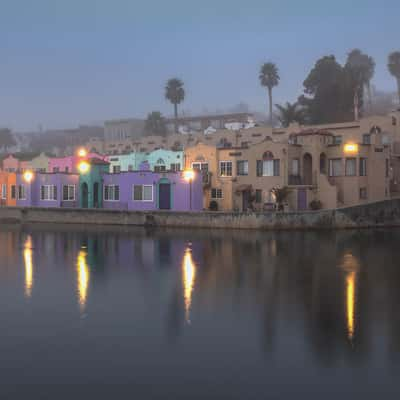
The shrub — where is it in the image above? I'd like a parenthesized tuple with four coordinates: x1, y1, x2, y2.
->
(309, 200, 322, 210)
(209, 200, 219, 211)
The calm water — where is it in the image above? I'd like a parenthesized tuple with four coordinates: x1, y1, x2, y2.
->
(1, 224, 400, 398)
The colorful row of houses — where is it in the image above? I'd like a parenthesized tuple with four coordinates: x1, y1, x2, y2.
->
(1, 111, 399, 212)
(0, 158, 202, 212)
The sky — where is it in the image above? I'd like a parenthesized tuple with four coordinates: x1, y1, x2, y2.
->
(0, 0, 399, 131)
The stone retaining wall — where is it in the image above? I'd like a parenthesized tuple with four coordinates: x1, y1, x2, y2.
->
(1, 199, 400, 230)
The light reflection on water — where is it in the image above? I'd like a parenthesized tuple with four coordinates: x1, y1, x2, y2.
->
(76, 249, 90, 311)
(1, 226, 400, 394)
(23, 235, 33, 298)
(182, 246, 196, 324)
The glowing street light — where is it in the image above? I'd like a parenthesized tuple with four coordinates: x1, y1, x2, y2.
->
(78, 161, 90, 174)
(344, 143, 358, 154)
(183, 169, 195, 182)
(77, 148, 87, 158)
(183, 169, 195, 210)
(23, 170, 34, 183)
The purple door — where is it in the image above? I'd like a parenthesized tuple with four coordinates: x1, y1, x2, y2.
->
(297, 189, 307, 210)
(159, 183, 171, 210)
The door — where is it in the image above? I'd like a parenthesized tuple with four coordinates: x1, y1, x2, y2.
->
(81, 183, 88, 208)
(93, 182, 99, 208)
(242, 190, 250, 211)
(297, 189, 307, 210)
(159, 183, 171, 210)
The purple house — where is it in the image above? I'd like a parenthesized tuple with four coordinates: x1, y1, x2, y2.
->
(16, 173, 79, 208)
(102, 170, 203, 211)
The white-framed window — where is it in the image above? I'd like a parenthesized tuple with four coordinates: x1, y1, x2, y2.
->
(345, 158, 356, 176)
(329, 159, 342, 177)
(192, 162, 209, 173)
(292, 159, 300, 176)
(40, 185, 57, 201)
(170, 163, 181, 172)
(1, 184, 6, 199)
(154, 165, 166, 172)
(18, 185, 26, 200)
(104, 185, 120, 201)
(237, 160, 249, 176)
(219, 161, 232, 177)
(62, 185, 76, 201)
(112, 165, 121, 174)
(133, 184, 153, 201)
(211, 188, 223, 199)
(257, 160, 280, 176)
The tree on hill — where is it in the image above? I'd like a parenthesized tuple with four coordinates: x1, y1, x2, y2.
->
(259, 62, 280, 126)
(0, 129, 16, 152)
(388, 51, 400, 104)
(144, 111, 167, 136)
(299, 55, 358, 124)
(275, 102, 306, 127)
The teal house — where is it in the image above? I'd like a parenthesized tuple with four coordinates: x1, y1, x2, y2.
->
(79, 159, 110, 208)
(106, 149, 183, 173)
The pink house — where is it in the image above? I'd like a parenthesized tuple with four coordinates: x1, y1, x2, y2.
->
(2, 155, 20, 172)
(48, 153, 106, 173)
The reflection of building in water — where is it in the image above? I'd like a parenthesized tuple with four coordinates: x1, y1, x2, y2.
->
(23, 235, 33, 298)
(341, 252, 360, 342)
(182, 246, 196, 324)
(77, 249, 90, 311)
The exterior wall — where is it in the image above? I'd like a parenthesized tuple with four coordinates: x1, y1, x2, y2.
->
(31, 153, 51, 172)
(102, 171, 203, 212)
(78, 163, 109, 208)
(2, 155, 20, 172)
(144, 149, 184, 171)
(0, 171, 17, 206)
(49, 153, 105, 173)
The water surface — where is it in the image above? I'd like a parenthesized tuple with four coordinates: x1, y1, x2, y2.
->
(1, 224, 400, 398)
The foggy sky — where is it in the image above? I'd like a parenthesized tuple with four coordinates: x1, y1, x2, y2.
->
(0, 0, 399, 131)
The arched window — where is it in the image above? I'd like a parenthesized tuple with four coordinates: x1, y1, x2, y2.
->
(262, 151, 274, 160)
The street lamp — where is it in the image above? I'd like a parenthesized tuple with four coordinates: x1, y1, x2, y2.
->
(344, 143, 358, 154)
(78, 161, 90, 174)
(23, 170, 34, 183)
(183, 169, 195, 210)
(77, 148, 87, 158)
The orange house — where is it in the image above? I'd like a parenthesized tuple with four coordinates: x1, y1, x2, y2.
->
(0, 171, 17, 206)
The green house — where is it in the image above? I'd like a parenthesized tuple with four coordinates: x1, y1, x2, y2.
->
(79, 159, 109, 208)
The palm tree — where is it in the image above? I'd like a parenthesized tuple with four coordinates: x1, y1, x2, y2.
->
(259, 62, 280, 126)
(388, 51, 400, 104)
(165, 78, 185, 132)
(275, 102, 306, 127)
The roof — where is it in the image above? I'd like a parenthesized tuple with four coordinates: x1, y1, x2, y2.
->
(88, 158, 110, 165)
(291, 129, 335, 137)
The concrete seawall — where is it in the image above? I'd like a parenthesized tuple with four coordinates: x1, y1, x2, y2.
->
(1, 199, 400, 230)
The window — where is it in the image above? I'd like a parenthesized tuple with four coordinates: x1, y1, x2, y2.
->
(329, 159, 342, 177)
(112, 165, 121, 174)
(104, 185, 120, 201)
(237, 160, 248, 176)
(360, 187, 367, 199)
(292, 159, 300, 176)
(333, 136, 342, 145)
(65, 167, 69, 173)
(255, 189, 262, 203)
(154, 165, 166, 172)
(11, 185, 16, 200)
(128, 165, 134, 172)
(256, 160, 280, 176)
(362, 134, 371, 144)
(170, 163, 181, 172)
(359, 158, 367, 176)
(40, 185, 57, 201)
(192, 162, 208, 173)
(386, 159, 390, 178)
(219, 161, 232, 177)
(133, 185, 153, 201)
(345, 158, 356, 176)
(62, 185, 75, 201)
(18, 185, 26, 200)
(1, 184, 6, 199)
(211, 188, 223, 199)
(53, 167, 60, 173)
